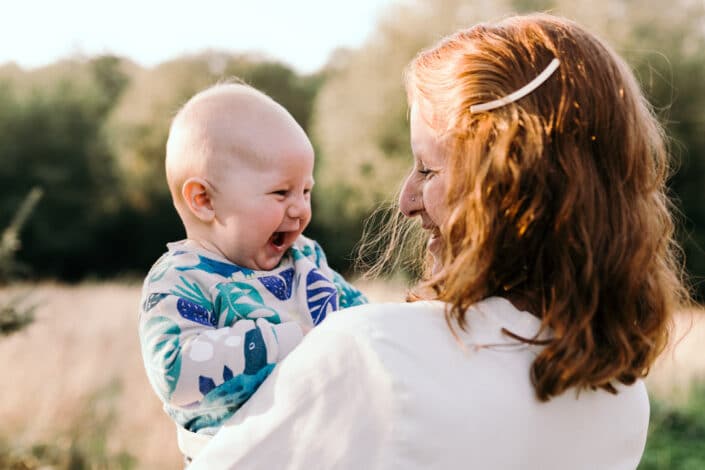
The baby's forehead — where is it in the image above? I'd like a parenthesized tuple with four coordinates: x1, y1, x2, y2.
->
(181, 86, 275, 132)
(177, 84, 312, 169)
(178, 87, 280, 153)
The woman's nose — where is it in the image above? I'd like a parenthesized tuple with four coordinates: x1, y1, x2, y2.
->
(399, 176, 422, 218)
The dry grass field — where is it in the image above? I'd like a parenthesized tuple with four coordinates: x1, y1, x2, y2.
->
(0, 281, 703, 469)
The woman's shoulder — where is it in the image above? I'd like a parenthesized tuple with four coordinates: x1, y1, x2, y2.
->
(313, 300, 446, 341)
(317, 296, 543, 346)
(326, 299, 445, 325)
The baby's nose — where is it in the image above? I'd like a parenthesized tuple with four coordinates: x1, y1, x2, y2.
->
(287, 195, 310, 219)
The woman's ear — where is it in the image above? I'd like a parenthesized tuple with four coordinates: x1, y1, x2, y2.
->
(182, 177, 215, 222)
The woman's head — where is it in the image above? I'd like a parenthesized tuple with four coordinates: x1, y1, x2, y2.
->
(400, 13, 688, 400)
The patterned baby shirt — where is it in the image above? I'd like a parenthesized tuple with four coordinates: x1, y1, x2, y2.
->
(139, 236, 367, 434)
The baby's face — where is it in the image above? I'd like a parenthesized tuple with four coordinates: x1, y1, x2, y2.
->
(207, 129, 314, 271)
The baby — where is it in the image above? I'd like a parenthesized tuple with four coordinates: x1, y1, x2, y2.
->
(138, 82, 367, 460)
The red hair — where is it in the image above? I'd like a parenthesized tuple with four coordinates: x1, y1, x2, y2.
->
(400, 14, 689, 400)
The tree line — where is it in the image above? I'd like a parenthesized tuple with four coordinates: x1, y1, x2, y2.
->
(1, 0, 704, 299)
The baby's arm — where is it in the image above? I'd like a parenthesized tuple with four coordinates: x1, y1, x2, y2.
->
(139, 293, 302, 410)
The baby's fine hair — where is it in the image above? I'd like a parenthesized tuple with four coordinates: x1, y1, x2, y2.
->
(164, 79, 271, 217)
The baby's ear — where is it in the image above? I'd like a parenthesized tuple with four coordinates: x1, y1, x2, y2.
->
(182, 177, 215, 222)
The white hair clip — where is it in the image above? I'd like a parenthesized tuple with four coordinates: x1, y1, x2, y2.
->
(469, 58, 560, 113)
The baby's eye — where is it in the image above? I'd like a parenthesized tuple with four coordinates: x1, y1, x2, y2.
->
(272, 190, 288, 197)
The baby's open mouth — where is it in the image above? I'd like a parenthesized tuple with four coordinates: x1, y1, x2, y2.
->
(270, 232, 286, 248)
(270, 230, 300, 250)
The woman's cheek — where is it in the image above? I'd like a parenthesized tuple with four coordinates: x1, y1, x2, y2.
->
(426, 178, 447, 224)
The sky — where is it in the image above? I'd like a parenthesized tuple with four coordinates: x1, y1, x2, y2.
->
(0, 0, 398, 73)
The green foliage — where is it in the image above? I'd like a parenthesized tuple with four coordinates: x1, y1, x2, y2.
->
(1, 0, 704, 282)
(0, 188, 42, 282)
(0, 58, 128, 280)
(313, 0, 705, 281)
(640, 382, 705, 469)
(0, 294, 36, 337)
(0, 188, 41, 337)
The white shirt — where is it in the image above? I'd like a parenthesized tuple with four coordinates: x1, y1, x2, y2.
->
(189, 297, 649, 470)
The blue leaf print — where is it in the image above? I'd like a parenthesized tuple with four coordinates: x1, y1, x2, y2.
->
(177, 255, 254, 278)
(223, 366, 233, 382)
(227, 282, 266, 304)
(306, 269, 338, 325)
(215, 282, 280, 326)
(289, 246, 303, 261)
(141, 316, 182, 400)
(199, 376, 217, 395)
(332, 272, 369, 308)
(171, 276, 214, 312)
(177, 298, 215, 326)
(313, 242, 326, 268)
(258, 268, 295, 300)
(188, 364, 275, 432)
(148, 255, 174, 283)
(227, 303, 279, 324)
(243, 328, 268, 375)
(143, 293, 168, 312)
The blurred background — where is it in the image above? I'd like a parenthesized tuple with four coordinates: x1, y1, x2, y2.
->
(1, 0, 704, 468)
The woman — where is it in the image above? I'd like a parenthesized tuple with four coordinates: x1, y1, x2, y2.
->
(190, 13, 687, 469)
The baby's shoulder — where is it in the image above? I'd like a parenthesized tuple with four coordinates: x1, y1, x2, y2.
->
(142, 242, 253, 296)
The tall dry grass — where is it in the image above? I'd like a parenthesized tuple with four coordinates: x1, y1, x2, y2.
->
(0, 282, 180, 469)
(0, 281, 702, 469)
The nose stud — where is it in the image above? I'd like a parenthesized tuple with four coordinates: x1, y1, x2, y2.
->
(411, 196, 416, 202)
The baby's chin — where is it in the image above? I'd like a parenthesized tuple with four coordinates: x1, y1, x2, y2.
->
(251, 247, 290, 271)
(220, 252, 278, 271)
(253, 256, 284, 271)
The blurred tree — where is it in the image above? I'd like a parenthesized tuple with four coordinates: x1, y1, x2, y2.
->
(0, 187, 42, 282)
(0, 57, 129, 280)
(90, 55, 130, 115)
(1, 1, 702, 285)
(312, 0, 705, 289)
(623, 1, 705, 299)
(0, 188, 41, 336)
